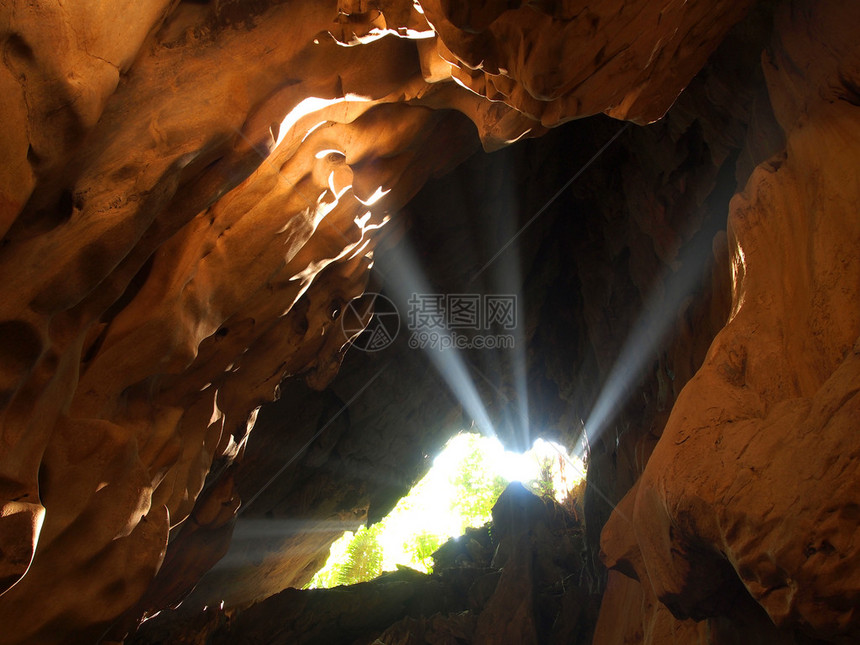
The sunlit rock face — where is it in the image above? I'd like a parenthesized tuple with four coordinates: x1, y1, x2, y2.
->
(599, 3, 860, 642)
(0, 0, 857, 644)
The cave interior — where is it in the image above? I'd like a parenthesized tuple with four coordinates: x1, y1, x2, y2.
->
(0, 1, 858, 644)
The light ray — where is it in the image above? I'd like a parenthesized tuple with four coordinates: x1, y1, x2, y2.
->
(483, 158, 530, 452)
(380, 240, 497, 438)
(581, 227, 719, 455)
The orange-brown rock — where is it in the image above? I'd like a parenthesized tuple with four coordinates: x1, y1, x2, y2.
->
(598, 1, 860, 642)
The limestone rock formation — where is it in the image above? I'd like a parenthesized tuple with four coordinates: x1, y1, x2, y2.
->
(0, 0, 857, 643)
(599, 3, 860, 641)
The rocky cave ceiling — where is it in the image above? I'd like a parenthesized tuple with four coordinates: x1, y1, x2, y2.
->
(0, 1, 858, 644)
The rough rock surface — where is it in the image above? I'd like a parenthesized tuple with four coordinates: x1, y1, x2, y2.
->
(598, 1, 860, 643)
(0, 0, 857, 644)
(129, 483, 598, 645)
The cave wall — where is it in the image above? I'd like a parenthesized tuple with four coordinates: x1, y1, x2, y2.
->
(598, 3, 860, 642)
(0, 0, 857, 643)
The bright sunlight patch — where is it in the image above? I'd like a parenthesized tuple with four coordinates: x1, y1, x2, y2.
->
(308, 432, 585, 588)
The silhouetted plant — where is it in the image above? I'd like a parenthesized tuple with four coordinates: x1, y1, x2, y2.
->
(528, 455, 555, 500)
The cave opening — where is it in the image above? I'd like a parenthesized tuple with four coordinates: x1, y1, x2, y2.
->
(307, 430, 586, 589)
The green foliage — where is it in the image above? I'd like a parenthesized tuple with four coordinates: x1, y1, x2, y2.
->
(449, 433, 509, 527)
(403, 530, 443, 571)
(308, 523, 386, 589)
(335, 524, 384, 585)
